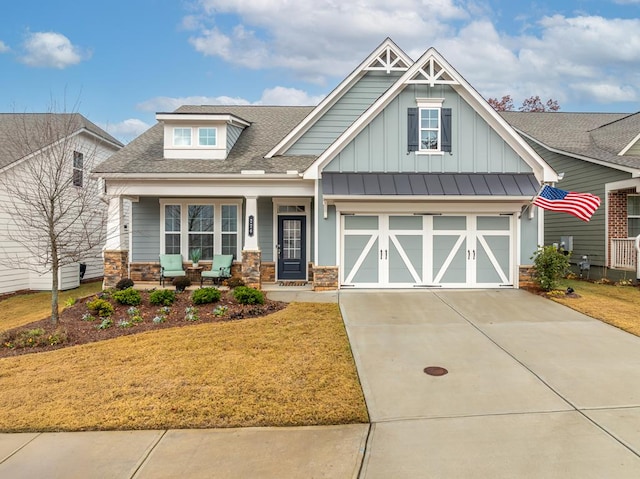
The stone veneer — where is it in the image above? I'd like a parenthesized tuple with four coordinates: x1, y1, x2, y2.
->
(260, 261, 276, 283)
(312, 265, 339, 291)
(129, 262, 161, 282)
(103, 250, 129, 289)
(518, 264, 535, 289)
(242, 250, 262, 289)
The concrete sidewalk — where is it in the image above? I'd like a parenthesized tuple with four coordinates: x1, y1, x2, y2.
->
(0, 425, 368, 478)
(340, 289, 640, 478)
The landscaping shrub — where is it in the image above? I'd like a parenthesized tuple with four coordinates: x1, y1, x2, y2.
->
(2, 327, 68, 349)
(172, 276, 191, 292)
(115, 278, 135, 290)
(233, 286, 264, 305)
(149, 289, 176, 306)
(531, 245, 571, 291)
(87, 298, 114, 318)
(191, 287, 221, 305)
(111, 287, 142, 306)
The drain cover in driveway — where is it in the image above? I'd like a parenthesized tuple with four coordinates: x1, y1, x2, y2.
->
(424, 366, 448, 376)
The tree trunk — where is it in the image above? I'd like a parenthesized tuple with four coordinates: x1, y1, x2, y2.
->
(51, 240, 60, 325)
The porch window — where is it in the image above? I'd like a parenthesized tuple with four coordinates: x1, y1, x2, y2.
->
(221, 205, 238, 256)
(173, 128, 192, 146)
(160, 200, 241, 260)
(628, 195, 640, 237)
(188, 205, 214, 261)
(164, 205, 181, 254)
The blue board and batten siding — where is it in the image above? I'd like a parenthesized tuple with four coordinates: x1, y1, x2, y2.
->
(227, 125, 244, 156)
(257, 197, 273, 262)
(324, 84, 532, 174)
(286, 71, 404, 155)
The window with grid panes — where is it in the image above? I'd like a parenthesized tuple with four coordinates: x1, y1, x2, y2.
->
(628, 195, 640, 237)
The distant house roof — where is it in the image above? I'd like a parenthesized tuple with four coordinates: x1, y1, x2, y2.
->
(500, 111, 640, 171)
(94, 105, 317, 176)
(0, 113, 123, 170)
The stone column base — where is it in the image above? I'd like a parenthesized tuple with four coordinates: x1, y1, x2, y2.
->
(242, 250, 262, 289)
(103, 250, 129, 289)
(312, 265, 339, 291)
(519, 264, 535, 289)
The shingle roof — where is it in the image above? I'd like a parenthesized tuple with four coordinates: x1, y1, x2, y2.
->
(0, 113, 123, 170)
(500, 111, 640, 170)
(94, 105, 317, 175)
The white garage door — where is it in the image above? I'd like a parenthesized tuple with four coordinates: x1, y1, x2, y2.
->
(342, 214, 514, 288)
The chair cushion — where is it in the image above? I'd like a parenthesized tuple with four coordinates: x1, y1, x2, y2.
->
(163, 270, 186, 277)
(160, 254, 184, 271)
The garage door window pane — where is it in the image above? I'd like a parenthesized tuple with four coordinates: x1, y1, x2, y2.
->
(433, 216, 466, 230)
(477, 216, 510, 230)
(389, 216, 422, 230)
(344, 216, 378, 230)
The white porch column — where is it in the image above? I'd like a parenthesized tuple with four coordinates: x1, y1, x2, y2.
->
(104, 196, 126, 251)
(244, 196, 259, 251)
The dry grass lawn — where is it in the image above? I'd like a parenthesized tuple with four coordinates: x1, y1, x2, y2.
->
(0, 302, 368, 432)
(0, 281, 103, 332)
(550, 279, 640, 336)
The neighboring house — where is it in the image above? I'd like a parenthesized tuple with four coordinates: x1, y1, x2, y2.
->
(95, 38, 558, 290)
(502, 112, 640, 281)
(0, 113, 123, 295)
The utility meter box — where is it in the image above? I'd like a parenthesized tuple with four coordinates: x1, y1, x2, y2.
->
(560, 236, 573, 252)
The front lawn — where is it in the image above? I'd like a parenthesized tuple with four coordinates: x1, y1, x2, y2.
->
(0, 301, 368, 432)
(548, 279, 640, 336)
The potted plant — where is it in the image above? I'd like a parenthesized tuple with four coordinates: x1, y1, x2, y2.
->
(190, 248, 201, 268)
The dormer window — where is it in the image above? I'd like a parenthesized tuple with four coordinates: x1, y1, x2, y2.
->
(173, 128, 192, 146)
(198, 127, 217, 146)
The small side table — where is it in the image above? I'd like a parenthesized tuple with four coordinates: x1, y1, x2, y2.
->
(186, 266, 203, 284)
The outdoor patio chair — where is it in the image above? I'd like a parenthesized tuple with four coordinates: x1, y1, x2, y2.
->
(201, 254, 234, 287)
(159, 254, 186, 287)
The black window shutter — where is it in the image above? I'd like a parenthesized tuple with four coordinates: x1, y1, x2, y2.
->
(441, 108, 452, 152)
(407, 108, 418, 152)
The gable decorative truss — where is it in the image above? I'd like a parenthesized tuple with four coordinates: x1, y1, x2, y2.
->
(405, 57, 458, 86)
(266, 38, 412, 158)
(363, 45, 411, 73)
(303, 46, 558, 184)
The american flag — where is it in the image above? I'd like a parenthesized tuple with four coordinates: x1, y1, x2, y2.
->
(533, 185, 601, 222)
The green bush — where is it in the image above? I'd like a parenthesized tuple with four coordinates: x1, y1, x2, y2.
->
(531, 245, 571, 291)
(112, 287, 142, 306)
(149, 289, 176, 306)
(191, 287, 221, 305)
(233, 286, 264, 305)
(87, 298, 114, 318)
(115, 278, 135, 290)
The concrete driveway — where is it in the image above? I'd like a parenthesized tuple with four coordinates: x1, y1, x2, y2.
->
(340, 289, 640, 478)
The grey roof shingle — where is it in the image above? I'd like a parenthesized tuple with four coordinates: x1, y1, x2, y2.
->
(0, 113, 123, 170)
(500, 111, 640, 170)
(94, 105, 317, 175)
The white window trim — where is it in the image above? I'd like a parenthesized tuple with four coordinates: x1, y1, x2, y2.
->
(628, 194, 640, 238)
(173, 127, 192, 146)
(198, 127, 218, 147)
(160, 198, 242, 261)
(416, 98, 445, 155)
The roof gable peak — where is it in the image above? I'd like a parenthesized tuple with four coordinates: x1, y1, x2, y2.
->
(405, 49, 459, 86)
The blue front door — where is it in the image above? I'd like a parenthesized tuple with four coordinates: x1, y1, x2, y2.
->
(277, 215, 306, 280)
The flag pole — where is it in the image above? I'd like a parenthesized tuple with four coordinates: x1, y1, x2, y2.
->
(521, 184, 546, 219)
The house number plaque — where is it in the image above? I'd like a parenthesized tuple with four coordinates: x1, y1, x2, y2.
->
(248, 215, 254, 237)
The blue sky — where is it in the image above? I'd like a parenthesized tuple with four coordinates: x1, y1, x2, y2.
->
(1, 0, 639, 143)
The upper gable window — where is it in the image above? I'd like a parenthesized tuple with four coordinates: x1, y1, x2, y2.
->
(173, 128, 192, 146)
(408, 100, 452, 154)
(198, 127, 217, 146)
(419, 108, 440, 151)
(72, 151, 83, 187)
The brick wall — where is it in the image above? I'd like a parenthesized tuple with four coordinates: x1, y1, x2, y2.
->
(607, 189, 634, 265)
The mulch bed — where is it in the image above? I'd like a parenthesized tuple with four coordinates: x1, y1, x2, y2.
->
(0, 289, 286, 358)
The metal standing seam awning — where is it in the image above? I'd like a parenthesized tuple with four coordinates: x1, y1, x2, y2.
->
(321, 172, 540, 197)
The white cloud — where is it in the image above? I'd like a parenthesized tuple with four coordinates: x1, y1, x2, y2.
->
(100, 119, 151, 144)
(0, 41, 9, 53)
(19, 32, 89, 69)
(137, 88, 323, 113)
(183, 2, 640, 110)
(137, 95, 251, 112)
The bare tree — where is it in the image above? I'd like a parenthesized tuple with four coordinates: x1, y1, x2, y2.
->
(0, 107, 115, 324)
(487, 94, 561, 112)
